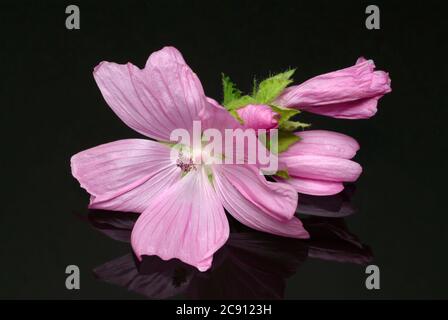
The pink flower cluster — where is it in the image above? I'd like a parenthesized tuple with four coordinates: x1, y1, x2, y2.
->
(71, 46, 391, 271)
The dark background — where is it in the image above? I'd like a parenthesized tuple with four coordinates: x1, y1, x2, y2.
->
(1, 0, 446, 299)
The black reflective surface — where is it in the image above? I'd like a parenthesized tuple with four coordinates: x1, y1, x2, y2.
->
(88, 200, 372, 299)
(1, 0, 447, 299)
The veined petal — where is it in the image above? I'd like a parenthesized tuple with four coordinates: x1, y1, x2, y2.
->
(93, 46, 207, 141)
(201, 97, 242, 133)
(200, 102, 275, 168)
(213, 166, 309, 239)
(71, 139, 180, 213)
(292, 97, 381, 119)
(275, 57, 391, 119)
(129, 48, 207, 140)
(277, 58, 389, 106)
(131, 168, 229, 272)
(281, 155, 362, 183)
(216, 165, 298, 221)
(275, 176, 344, 196)
(147, 46, 186, 65)
(280, 130, 359, 159)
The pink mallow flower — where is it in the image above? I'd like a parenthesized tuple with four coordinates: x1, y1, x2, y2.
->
(236, 104, 279, 129)
(275, 57, 391, 119)
(71, 47, 308, 272)
(276, 130, 362, 196)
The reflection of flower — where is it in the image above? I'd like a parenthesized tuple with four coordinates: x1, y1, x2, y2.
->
(72, 47, 308, 272)
(303, 217, 373, 264)
(89, 210, 372, 299)
(295, 184, 356, 217)
(275, 57, 391, 119)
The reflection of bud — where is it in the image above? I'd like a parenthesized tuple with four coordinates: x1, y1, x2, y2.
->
(303, 217, 373, 265)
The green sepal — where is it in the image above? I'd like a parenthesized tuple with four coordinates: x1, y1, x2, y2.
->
(226, 95, 257, 110)
(221, 69, 311, 130)
(229, 109, 244, 124)
(275, 170, 290, 179)
(270, 104, 300, 121)
(270, 104, 310, 131)
(222, 73, 242, 106)
(277, 130, 301, 153)
(281, 120, 311, 131)
(253, 69, 296, 104)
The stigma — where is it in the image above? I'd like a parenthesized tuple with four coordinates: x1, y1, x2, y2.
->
(176, 151, 197, 173)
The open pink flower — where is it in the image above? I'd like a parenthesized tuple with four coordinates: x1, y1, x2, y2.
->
(71, 47, 308, 272)
(276, 130, 362, 196)
(275, 57, 391, 119)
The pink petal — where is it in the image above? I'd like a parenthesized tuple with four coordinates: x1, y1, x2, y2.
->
(236, 104, 278, 130)
(149, 45, 186, 65)
(213, 166, 309, 239)
(93, 46, 207, 141)
(131, 168, 229, 272)
(275, 176, 344, 196)
(275, 57, 391, 119)
(281, 155, 362, 182)
(216, 165, 298, 221)
(201, 97, 242, 133)
(71, 139, 180, 213)
(280, 130, 359, 159)
(294, 97, 380, 119)
(201, 101, 275, 168)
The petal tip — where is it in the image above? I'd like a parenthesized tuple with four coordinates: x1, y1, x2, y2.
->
(300, 228, 311, 239)
(93, 60, 109, 75)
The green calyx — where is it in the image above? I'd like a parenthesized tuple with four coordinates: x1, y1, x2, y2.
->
(221, 69, 310, 153)
(252, 69, 295, 104)
(221, 69, 295, 110)
(274, 170, 291, 180)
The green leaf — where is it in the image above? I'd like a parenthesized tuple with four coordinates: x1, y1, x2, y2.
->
(275, 170, 290, 179)
(276, 130, 301, 153)
(252, 77, 258, 97)
(221, 70, 307, 128)
(281, 120, 311, 131)
(229, 109, 244, 124)
(270, 104, 300, 121)
(253, 69, 296, 104)
(226, 95, 257, 110)
(261, 129, 300, 154)
(270, 104, 310, 131)
(222, 73, 242, 106)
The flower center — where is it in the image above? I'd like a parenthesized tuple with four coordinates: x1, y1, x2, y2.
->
(176, 151, 197, 173)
